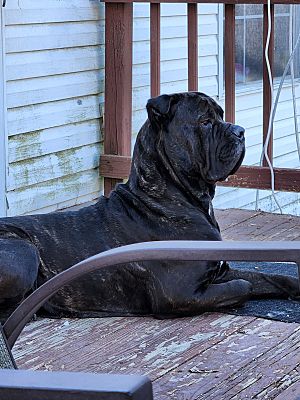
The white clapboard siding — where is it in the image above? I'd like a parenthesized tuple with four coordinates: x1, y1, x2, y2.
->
(5, 0, 102, 25)
(25, 192, 100, 216)
(4, 0, 103, 216)
(234, 82, 300, 111)
(7, 95, 101, 136)
(8, 144, 101, 191)
(5, 21, 104, 53)
(216, 83, 300, 213)
(242, 191, 300, 215)
(244, 118, 300, 148)
(6, 170, 102, 217)
(9, 120, 102, 163)
(6, 46, 103, 81)
(7, 71, 103, 108)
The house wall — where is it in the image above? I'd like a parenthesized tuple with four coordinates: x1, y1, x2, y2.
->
(0, 5, 7, 217)
(3, 0, 103, 216)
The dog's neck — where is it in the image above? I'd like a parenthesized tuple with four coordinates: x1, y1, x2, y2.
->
(124, 121, 217, 225)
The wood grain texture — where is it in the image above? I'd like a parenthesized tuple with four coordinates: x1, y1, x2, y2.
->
(187, 3, 198, 91)
(100, 155, 131, 179)
(220, 165, 300, 192)
(154, 319, 300, 399)
(150, 3, 161, 97)
(103, 2, 133, 195)
(215, 208, 300, 242)
(224, 3, 235, 123)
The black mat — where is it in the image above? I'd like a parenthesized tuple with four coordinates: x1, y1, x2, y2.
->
(228, 262, 300, 323)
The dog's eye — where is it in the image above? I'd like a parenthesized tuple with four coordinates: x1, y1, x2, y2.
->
(201, 119, 211, 126)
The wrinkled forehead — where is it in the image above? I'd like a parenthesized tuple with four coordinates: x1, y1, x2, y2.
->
(174, 93, 224, 121)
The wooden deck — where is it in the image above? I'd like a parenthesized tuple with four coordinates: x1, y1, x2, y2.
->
(13, 208, 300, 399)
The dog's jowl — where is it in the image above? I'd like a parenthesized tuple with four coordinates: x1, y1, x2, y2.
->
(0, 92, 299, 320)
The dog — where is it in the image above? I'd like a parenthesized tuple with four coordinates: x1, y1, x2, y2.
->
(0, 92, 299, 320)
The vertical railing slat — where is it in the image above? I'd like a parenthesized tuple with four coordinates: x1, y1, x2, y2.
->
(188, 3, 198, 91)
(150, 3, 161, 98)
(104, 2, 133, 196)
(224, 4, 235, 123)
(262, 3, 274, 167)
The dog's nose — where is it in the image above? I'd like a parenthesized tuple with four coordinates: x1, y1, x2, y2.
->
(231, 124, 245, 138)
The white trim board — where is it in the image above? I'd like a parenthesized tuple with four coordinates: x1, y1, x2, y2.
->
(0, 5, 7, 217)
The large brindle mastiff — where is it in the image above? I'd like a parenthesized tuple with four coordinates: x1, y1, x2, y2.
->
(0, 92, 299, 320)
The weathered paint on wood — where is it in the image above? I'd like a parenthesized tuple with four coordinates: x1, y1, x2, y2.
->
(9, 120, 102, 163)
(8, 144, 101, 191)
(13, 315, 300, 399)
(154, 319, 300, 399)
(14, 314, 256, 376)
(6, 170, 102, 216)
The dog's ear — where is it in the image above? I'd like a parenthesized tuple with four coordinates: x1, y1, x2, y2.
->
(146, 94, 175, 128)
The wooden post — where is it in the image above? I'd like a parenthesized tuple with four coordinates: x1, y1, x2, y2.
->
(150, 3, 160, 97)
(188, 3, 198, 91)
(104, 2, 133, 196)
(224, 4, 235, 123)
(262, 3, 274, 166)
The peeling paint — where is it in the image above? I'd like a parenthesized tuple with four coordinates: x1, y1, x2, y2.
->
(144, 332, 215, 362)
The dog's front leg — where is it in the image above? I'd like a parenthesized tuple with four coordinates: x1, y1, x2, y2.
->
(215, 265, 300, 300)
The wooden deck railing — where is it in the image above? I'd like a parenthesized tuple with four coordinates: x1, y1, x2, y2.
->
(100, 0, 300, 196)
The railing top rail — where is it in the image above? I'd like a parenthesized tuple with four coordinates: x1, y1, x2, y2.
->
(103, 0, 300, 4)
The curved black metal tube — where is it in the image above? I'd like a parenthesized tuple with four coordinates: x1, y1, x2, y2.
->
(3, 240, 300, 348)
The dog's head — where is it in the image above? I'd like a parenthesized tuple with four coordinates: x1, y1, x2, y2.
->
(146, 92, 245, 185)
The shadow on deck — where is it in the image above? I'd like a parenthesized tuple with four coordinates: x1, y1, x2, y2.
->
(13, 209, 300, 399)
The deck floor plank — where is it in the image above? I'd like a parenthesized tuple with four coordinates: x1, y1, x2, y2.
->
(153, 319, 300, 399)
(15, 314, 256, 379)
(12, 208, 300, 399)
(216, 209, 300, 241)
